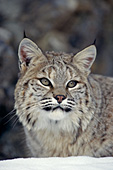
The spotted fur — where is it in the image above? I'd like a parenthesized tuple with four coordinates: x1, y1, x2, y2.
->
(15, 38, 113, 157)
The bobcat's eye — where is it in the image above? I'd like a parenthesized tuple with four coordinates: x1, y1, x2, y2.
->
(67, 80, 78, 88)
(40, 78, 52, 87)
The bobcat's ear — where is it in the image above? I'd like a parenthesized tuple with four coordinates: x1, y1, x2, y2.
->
(18, 38, 43, 70)
(73, 45, 96, 74)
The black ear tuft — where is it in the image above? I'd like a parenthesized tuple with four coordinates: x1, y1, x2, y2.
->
(92, 39, 96, 45)
(23, 30, 27, 38)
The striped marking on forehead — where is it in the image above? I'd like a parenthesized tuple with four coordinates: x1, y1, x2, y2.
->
(48, 67, 56, 79)
(40, 59, 67, 76)
(66, 65, 81, 80)
(66, 66, 73, 78)
(38, 60, 81, 81)
(40, 65, 57, 79)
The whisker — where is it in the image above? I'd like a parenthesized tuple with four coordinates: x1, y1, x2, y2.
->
(3, 108, 16, 120)
(41, 103, 53, 108)
(16, 103, 40, 119)
(21, 103, 39, 111)
(4, 113, 17, 125)
(40, 98, 51, 101)
(12, 116, 20, 129)
(92, 114, 101, 124)
(40, 101, 52, 105)
(67, 102, 75, 106)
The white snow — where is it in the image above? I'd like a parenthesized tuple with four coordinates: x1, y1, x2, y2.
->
(0, 156, 113, 170)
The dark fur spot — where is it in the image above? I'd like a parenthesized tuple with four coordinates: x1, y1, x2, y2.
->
(101, 138, 106, 143)
(26, 106, 30, 110)
(86, 100, 89, 105)
(92, 132, 95, 136)
(79, 110, 83, 113)
(32, 120, 36, 127)
(32, 87, 37, 92)
(79, 99, 82, 105)
(43, 107, 52, 111)
(65, 108, 71, 112)
(29, 93, 33, 98)
(26, 113, 31, 123)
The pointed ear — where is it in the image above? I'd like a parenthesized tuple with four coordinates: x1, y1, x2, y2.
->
(73, 45, 96, 74)
(18, 38, 43, 70)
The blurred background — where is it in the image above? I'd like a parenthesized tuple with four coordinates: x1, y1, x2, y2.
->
(0, 0, 113, 160)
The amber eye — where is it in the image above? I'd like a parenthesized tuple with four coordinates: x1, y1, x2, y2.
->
(40, 78, 52, 87)
(67, 80, 78, 88)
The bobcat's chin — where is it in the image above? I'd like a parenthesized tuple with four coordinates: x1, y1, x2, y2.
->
(48, 108, 67, 121)
(43, 105, 72, 121)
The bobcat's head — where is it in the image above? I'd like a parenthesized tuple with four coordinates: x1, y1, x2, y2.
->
(15, 38, 96, 133)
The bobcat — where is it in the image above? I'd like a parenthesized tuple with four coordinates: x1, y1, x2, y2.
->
(15, 38, 113, 157)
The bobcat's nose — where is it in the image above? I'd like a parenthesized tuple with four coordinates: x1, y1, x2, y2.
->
(54, 95, 66, 104)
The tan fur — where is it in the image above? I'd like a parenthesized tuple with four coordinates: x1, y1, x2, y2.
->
(15, 38, 113, 157)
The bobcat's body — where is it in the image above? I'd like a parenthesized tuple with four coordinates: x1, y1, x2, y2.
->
(15, 38, 113, 157)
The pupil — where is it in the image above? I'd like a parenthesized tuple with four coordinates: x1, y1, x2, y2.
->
(44, 79, 48, 84)
(71, 82, 74, 86)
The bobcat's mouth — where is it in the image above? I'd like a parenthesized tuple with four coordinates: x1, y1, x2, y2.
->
(43, 106, 71, 112)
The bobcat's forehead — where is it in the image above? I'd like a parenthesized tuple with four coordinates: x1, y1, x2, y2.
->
(31, 53, 81, 83)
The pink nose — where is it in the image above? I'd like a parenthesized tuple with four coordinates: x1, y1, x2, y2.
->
(54, 95, 66, 103)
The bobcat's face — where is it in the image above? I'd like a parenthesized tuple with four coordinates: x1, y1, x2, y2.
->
(15, 38, 96, 132)
(27, 57, 86, 121)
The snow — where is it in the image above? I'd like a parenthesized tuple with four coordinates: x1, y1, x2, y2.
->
(0, 156, 113, 170)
